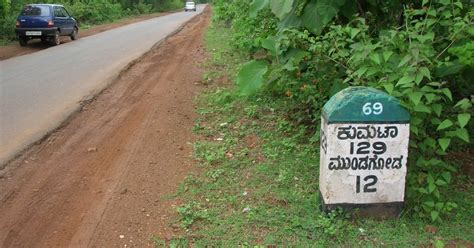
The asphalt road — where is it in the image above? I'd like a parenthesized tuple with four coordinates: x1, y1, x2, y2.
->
(0, 5, 204, 165)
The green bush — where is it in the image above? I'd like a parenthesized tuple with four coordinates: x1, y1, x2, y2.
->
(214, 0, 473, 221)
(154, 0, 182, 12)
(0, 13, 17, 42)
(67, 0, 123, 25)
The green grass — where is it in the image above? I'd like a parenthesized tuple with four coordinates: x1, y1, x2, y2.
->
(153, 21, 474, 247)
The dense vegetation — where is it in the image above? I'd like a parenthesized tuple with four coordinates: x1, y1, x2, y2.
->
(167, 19, 473, 246)
(0, 0, 205, 43)
(211, 0, 473, 221)
(160, 0, 473, 245)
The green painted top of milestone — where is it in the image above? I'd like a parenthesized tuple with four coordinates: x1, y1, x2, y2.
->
(323, 87, 410, 123)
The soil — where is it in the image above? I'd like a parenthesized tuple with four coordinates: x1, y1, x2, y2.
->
(449, 148, 474, 180)
(0, 7, 210, 247)
(0, 11, 178, 61)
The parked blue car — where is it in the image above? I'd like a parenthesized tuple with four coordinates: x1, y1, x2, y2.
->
(15, 4, 78, 46)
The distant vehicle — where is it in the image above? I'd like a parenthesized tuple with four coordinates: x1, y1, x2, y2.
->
(15, 4, 78, 46)
(184, 1, 196, 12)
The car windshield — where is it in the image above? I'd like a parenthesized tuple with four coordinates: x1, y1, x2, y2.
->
(186, 2, 195, 5)
(20, 5, 51, 16)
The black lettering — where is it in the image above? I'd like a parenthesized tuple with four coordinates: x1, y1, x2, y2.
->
(372, 142, 387, 155)
(393, 155, 403, 169)
(351, 157, 358, 170)
(328, 156, 340, 170)
(337, 126, 356, 140)
(377, 126, 389, 138)
(364, 175, 377, 192)
(386, 126, 399, 138)
(359, 156, 369, 170)
(368, 155, 378, 170)
(356, 126, 370, 139)
(343, 157, 351, 170)
(356, 175, 378, 193)
(378, 158, 385, 169)
(357, 142, 370, 154)
(368, 126, 377, 138)
(330, 156, 404, 171)
(385, 157, 392, 169)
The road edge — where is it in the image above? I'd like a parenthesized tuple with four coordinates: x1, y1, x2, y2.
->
(0, 5, 208, 170)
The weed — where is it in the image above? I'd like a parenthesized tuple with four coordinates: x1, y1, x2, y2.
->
(164, 15, 474, 248)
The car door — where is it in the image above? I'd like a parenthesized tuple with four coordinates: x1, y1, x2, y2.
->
(61, 7, 75, 34)
(53, 6, 67, 34)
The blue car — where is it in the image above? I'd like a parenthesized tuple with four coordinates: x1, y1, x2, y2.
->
(15, 4, 78, 46)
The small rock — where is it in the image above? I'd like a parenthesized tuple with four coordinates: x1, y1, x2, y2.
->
(215, 137, 223, 141)
(87, 147, 97, 153)
(242, 191, 248, 196)
(253, 50, 267, 60)
(242, 207, 251, 213)
(120, 188, 128, 194)
(141, 208, 146, 212)
(225, 152, 234, 159)
(178, 146, 184, 151)
(219, 122, 228, 127)
(425, 225, 438, 234)
(119, 235, 125, 239)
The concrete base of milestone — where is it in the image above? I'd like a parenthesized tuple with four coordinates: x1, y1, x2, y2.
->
(319, 191, 404, 219)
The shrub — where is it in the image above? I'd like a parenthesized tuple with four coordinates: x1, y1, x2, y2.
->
(215, 0, 473, 221)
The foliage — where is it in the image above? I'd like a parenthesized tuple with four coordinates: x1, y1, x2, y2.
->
(212, 0, 473, 221)
(176, 201, 210, 228)
(69, 0, 123, 24)
(212, 0, 278, 51)
(171, 22, 474, 245)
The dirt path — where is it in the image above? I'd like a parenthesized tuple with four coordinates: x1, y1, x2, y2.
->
(0, 7, 210, 247)
(0, 11, 178, 61)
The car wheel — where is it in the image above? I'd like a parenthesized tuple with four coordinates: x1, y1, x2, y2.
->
(70, 27, 78, 41)
(19, 36, 28, 46)
(51, 30, 60, 46)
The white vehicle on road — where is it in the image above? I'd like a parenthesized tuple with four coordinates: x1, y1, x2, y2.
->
(184, 1, 196, 11)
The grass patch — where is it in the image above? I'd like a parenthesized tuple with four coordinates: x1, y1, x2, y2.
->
(154, 20, 474, 247)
